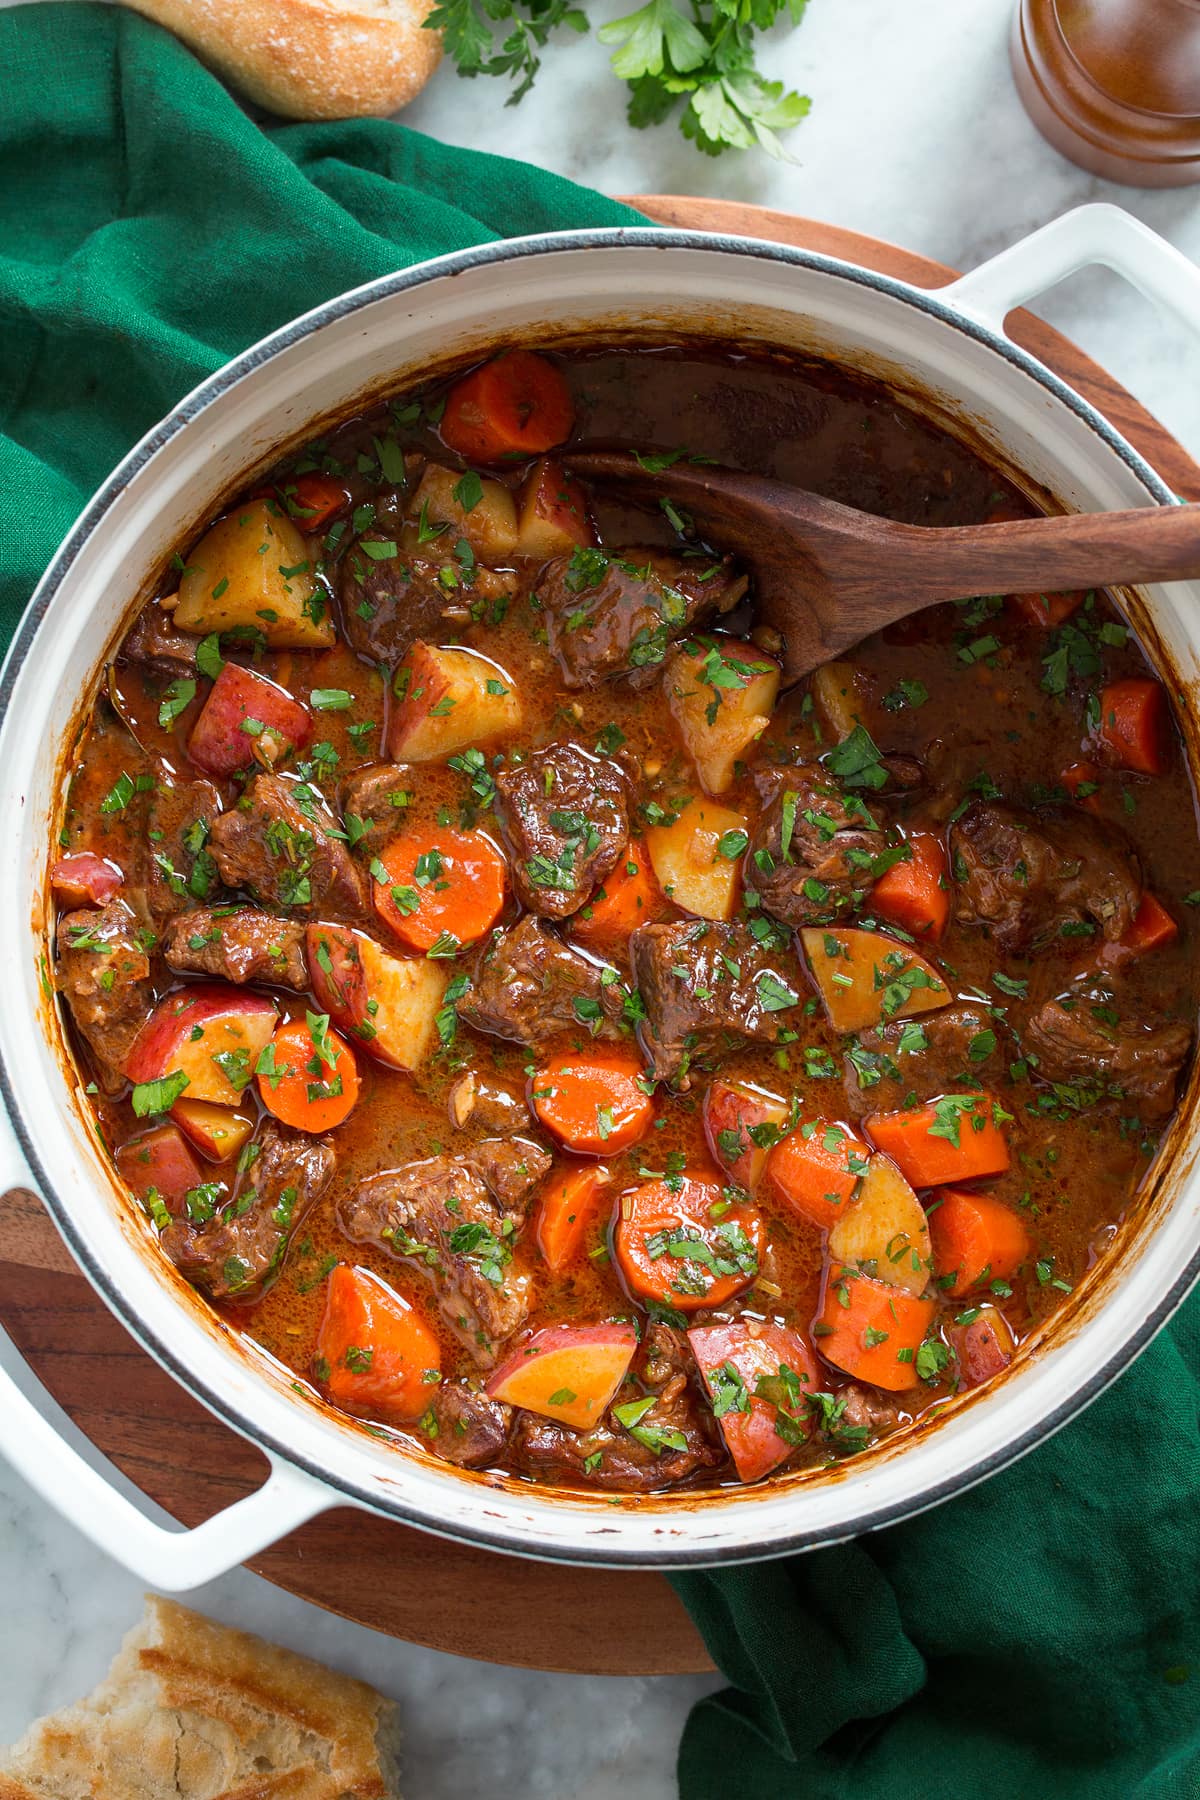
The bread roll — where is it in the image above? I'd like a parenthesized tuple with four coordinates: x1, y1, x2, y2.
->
(119, 0, 443, 119)
(0, 1594, 401, 1799)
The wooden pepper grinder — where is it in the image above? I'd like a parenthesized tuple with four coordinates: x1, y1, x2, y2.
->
(1012, 0, 1200, 186)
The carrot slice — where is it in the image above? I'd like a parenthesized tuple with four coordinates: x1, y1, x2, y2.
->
(865, 1092, 1010, 1188)
(532, 1053, 653, 1155)
(257, 1014, 359, 1133)
(316, 1264, 440, 1423)
(1097, 678, 1170, 775)
(440, 351, 575, 463)
(814, 1264, 936, 1391)
(614, 1176, 765, 1313)
(570, 840, 667, 952)
(1008, 588, 1084, 628)
(536, 1164, 613, 1272)
(764, 1120, 870, 1231)
(371, 825, 506, 954)
(869, 831, 950, 940)
(288, 473, 351, 533)
(1061, 759, 1101, 813)
(928, 1187, 1031, 1297)
(1110, 891, 1179, 959)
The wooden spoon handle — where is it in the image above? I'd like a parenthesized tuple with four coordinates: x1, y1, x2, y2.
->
(854, 504, 1200, 611)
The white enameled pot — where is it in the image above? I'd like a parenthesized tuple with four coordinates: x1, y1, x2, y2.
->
(2, 203, 1200, 1589)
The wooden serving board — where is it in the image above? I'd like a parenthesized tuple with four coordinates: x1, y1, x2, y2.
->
(3, 201, 1197, 1677)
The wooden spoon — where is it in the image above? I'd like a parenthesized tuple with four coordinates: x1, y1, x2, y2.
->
(566, 450, 1200, 682)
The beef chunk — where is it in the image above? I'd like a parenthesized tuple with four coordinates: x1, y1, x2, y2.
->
(538, 547, 746, 690)
(338, 544, 515, 665)
(162, 907, 308, 991)
(1025, 991, 1191, 1119)
(631, 919, 805, 1088)
(512, 1325, 722, 1492)
(339, 762, 411, 859)
(162, 1121, 334, 1302)
(465, 1137, 552, 1213)
(843, 1003, 1000, 1118)
(834, 1383, 903, 1439)
(495, 741, 628, 919)
(117, 603, 199, 679)
(447, 1069, 531, 1136)
(143, 769, 222, 920)
(951, 802, 1141, 955)
(338, 1139, 551, 1365)
(747, 763, 892, 926)
(56, 902, 153, 1091)
(419, 1383, 513, 1469)
(459, 915, 629, 1049)
(210, 774, 366, 917)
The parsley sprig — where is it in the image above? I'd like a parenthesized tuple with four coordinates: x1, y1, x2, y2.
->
(424, 0, 812, 159)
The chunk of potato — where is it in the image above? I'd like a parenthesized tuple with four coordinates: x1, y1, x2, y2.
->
(646, 798, 749, 921)
(801, 925, 950, 1033)
(515, 459, 595, 562)
(827, 1153, 932, 1295)
(386, 640, 522, 762)
(403, 463, 518, 563)
(306, 923, 448, 1071)
(666, 640, 781, 795)
(810, 660, 866, 743)
(173, 500, 334, 648)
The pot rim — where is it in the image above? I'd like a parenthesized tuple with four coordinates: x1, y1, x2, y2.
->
(4, 225, 1192, 1567)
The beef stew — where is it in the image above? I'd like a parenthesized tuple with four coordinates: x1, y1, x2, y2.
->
(49, 345, 1200, 1492)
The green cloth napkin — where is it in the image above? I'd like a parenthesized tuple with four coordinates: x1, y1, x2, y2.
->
(673, 1296, 1200, 1796)
(3, 10, 1198, 1799)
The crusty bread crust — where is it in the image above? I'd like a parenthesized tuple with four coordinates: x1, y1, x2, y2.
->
(119, 0, 443, 119)
(0, 1595, 400, 1799)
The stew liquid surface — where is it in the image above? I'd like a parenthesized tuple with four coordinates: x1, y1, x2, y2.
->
(49, 346, 1200, 1493)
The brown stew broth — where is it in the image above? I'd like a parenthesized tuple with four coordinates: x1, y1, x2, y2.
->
(52, 346, 1200, 1490)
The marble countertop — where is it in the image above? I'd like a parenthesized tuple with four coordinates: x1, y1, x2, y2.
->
(3, 0, 1200, 1793)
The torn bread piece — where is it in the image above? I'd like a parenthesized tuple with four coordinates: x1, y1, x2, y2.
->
(119, 0, 442, 121)
(0, 1594, 400, 1800)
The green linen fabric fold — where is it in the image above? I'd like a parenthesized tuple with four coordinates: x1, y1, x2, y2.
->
(0, 1, 639, 642)
(3, 11, 1198, 1799)
(674, 1301, 1200, 1797)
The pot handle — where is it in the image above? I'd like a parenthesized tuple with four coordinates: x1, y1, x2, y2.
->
(941, 201, 1200, 345)
(0, 1129, 334, 1591)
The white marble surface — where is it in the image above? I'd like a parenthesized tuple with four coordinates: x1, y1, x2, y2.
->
(4, 0, 1200, 1793)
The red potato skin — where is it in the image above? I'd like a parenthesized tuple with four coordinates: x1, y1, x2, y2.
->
(519, 460, 595, 552)
(115, 1123, 205, 1218)
(50, 852, 123, 907)
(946, 1308, 1016, 1387)
(487, 1320, 639, 1394)
(485, 1320, 639, 1429)
(306, 922, 376, 1047)
(124, 983, 276, 1084)
(172, 1099, 254, 1163)
(702, 1080, 788, 1192)
(187, 662, 312, 776)
(689, 1319, 820, 1483)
